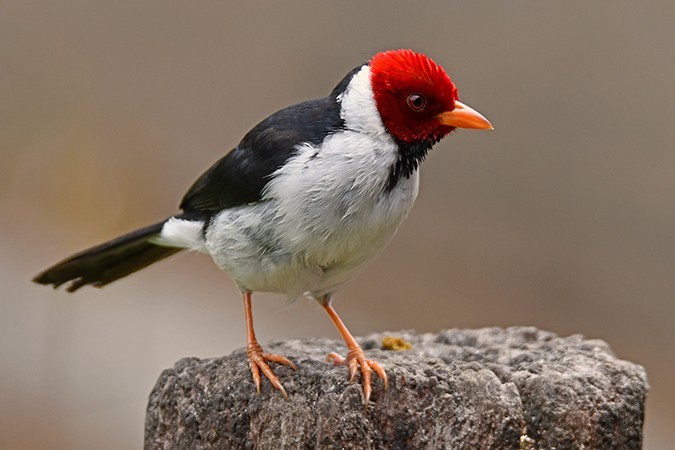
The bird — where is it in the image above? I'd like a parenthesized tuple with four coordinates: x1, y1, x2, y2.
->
(33, 49, 492, 405)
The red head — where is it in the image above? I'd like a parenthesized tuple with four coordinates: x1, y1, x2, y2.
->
(369, 49, 492, 145)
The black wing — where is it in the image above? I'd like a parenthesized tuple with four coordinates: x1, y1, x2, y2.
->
(179, 65, 363, 215)
(179, 97, 343, 214)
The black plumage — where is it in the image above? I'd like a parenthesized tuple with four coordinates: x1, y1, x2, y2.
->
(385, 135, 442, 192)
(180, 97, 345, 213)
(33, 217, 179, 291)
(179, 66, 361, 215)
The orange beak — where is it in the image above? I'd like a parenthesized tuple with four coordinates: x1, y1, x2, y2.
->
(436, 100, 493, 130)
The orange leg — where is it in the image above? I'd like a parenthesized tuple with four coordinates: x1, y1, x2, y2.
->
(243, 291, 296, 399)
(322, 299, 388, 405)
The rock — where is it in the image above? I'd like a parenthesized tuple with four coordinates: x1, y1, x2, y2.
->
(145, 327, 648, 449)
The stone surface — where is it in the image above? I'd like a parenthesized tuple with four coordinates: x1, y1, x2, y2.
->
(145, 327, 648, 449)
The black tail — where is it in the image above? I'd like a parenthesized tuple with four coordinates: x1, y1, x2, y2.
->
(33, 217, 186, 292)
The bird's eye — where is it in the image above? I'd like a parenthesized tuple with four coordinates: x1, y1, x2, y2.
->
(406, 94, 427, 112)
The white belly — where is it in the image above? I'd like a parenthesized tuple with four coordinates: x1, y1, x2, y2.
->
(204, 132, 419, 299)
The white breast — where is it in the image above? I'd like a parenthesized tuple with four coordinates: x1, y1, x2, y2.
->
(203, 65, 420, 299)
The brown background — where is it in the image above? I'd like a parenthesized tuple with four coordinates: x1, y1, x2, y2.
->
(2, 1, 673, 448)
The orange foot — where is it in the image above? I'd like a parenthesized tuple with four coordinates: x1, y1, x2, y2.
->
(246, 340, 296, 399)
(321, 299, 388, 405)
(242, 290, 296, 399)
(326, 345, 388, 405)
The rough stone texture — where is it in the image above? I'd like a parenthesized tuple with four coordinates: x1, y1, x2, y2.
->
(145, 327, 648, 449)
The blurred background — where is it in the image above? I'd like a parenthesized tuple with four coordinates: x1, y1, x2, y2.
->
(1, 1, 673, 448)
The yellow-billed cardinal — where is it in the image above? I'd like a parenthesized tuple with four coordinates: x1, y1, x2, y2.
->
(34, 49, 492, 405)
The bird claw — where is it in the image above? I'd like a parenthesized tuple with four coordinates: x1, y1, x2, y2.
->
(326, 346, 388, 405)
(247, 342, 296, 399)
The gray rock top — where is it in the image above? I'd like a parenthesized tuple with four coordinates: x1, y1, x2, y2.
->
(145, 327, 648, 449)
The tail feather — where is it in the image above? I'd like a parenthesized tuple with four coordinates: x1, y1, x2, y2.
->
(33, 216, 191, 292)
